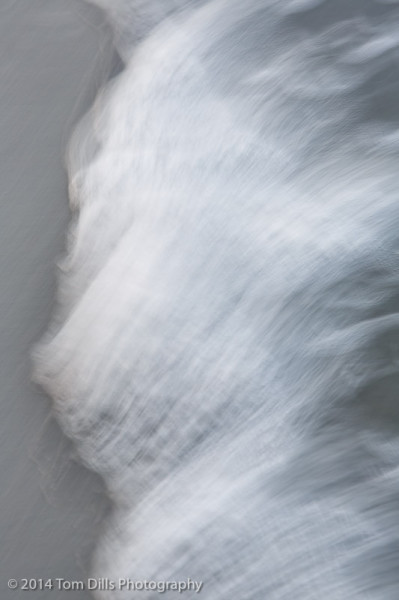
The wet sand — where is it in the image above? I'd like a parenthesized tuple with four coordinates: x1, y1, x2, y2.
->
(0, 1, 117, 597)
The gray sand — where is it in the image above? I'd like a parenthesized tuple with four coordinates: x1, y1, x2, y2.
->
(0, 1, 117, 597)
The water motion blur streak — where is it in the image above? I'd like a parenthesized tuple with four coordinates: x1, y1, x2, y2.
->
(34, 1, 399, 598)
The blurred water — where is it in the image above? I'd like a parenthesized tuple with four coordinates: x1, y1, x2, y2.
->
(34, 1, 399, 598)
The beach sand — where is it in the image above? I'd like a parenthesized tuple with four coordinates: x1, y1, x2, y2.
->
(0, 1, 117, 597)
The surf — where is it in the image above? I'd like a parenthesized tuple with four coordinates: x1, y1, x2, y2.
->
(33, 1, 399, 597)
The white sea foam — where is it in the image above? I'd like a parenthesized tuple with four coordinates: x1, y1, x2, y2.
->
(33, 1, 399, 598)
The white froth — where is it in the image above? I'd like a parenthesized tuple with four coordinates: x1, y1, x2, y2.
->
(33, 1, 399, 598)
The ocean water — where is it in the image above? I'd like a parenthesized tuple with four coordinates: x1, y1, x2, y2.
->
(33, 1, 399, 598)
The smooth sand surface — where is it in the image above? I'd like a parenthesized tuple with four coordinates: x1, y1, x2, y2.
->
(0, 2, 118, 597)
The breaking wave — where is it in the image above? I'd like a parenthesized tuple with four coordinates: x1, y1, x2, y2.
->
(33, 1, 399, 598)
